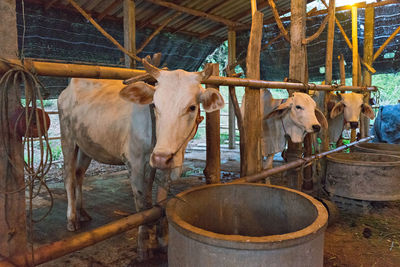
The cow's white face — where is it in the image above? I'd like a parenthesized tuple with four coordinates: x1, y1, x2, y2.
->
(120, 61, 224, 169)
(330, 93, 375, 129)
(265, 92, 328, 143)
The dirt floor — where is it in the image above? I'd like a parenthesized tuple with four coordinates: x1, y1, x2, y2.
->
(19, 145, 400, 267)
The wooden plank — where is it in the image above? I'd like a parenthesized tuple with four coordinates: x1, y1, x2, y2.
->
(351, 5, 358, 142)
(373, 24, 400, 62)
(361, 6, 375, 138)
(144, 0, 243, 27)
(123, 0, 136, 68)
(243, 11, 263, 176)
(203, 64, 221, 184)
(228, 29, 236, 149)
(0, 0, 27, 263)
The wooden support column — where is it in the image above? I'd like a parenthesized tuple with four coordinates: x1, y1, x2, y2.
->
(228, 29, 236, 149)
(361, 5, 375, 138)
(123, 0, 136, 68)
(351, 5, 358, 142)
(204, 64, 221, 184)
(287, 0, 307, 190)
(339, 54, 346, 86)
(243, 9, 263, 176)
(0, 0, 28, 263)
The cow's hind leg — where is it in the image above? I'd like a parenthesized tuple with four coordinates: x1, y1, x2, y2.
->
(75, 149, 92, 223)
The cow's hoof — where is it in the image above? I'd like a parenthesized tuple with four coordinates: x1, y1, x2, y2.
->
(67, 220, 80, 231)
(137, 248, 154, 262)
(79, 209, 92, 222)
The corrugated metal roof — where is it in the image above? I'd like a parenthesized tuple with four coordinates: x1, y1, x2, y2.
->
(25, 0, 293, 39)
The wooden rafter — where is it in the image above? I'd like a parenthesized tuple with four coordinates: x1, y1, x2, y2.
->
(144, 0, 244, 27)
(45, 0, 58, 10)
(98, 0, 123, 21)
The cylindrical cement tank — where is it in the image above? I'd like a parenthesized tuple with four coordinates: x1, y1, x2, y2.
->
(326, 152, 400, 201)
(166, 183, 328, 267)
(354, 142, 400, 156)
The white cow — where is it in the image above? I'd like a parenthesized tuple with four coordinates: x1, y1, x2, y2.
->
(262, 90, 328, 169)
(324, 92, 375, 144)
(57, 60, 224, 259)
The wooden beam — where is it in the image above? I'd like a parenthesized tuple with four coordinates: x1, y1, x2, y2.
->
(204, 63, 221, 184)
(144, 0, 243, 27)
(137, 12, 181, 54)
(98, 0, 122, 21)
(339, 54, 346, 86)
(243, 10, 263, 176)
(351, 5, 358, 142)
(361, 6, 374, 138)
(228, 29, 236, 149)
(123, 0, 136, 68)
(251, 0, 257, 15)
(45, 0, 58, 10)
(373, 24, 400, 62)
(0, 0, 27, 264)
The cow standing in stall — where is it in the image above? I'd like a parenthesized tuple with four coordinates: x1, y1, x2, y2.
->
(322, 92, 375, 145)
(57, 60, 224, 260)
(261, 90, 328, 169)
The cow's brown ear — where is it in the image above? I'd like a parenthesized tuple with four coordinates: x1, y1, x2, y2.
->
(120, 81, 155, 104)
(315, 109, 328, 129)
(362, 103, 375, 119)
(199, 88, 224, 112)
(330, 101, 344, 119)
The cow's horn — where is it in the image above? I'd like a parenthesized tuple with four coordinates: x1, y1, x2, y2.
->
(142, 58, 161, 79)
(196, 63, 213, 82)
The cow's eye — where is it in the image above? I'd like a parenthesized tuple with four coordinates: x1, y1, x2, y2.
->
(189, 105, 196, 112)
(295, 105, 303, 110)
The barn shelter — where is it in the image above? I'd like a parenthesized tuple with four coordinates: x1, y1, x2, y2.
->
(1, 0, 400, 266)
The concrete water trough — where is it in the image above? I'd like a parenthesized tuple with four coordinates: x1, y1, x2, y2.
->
(326, 152, 400, 201)
(166, 183, 328, 267)
(354, 142, 400, 156)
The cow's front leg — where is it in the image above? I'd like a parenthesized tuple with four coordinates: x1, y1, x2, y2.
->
(129, 158, 156, 261)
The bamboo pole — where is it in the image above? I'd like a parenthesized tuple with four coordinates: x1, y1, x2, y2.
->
(67, 0, 141, 62)
(0, 1, 28, 264)
(137, 12, 182, 54)
(351, 5, 358, 142)
(373, 24, 400, 62)
(144, 0, 243, 27)
(228, 29, 236, 149)
(123, 0, 136, 68)
(0, 206, 163, 267)
(231, 136, 374, 184)
(203, 63, 221, 184)
(243, 10, 263, 176)
(361, 6, 375, 138)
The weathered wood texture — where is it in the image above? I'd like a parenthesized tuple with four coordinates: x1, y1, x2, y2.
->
(0, 0, 27, 263)
(243, 11, 263, 176)
(287, 0, 307, 190)
(204, 63, 221, 184)
(361, 6, 375, 138)
(351, 6, 358, 142)
(123, 0, 136, 68)
(228, 30, 236, 149)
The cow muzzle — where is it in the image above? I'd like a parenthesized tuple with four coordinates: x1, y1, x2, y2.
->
(350, 121, 359, 129)
(151, 152, 173, 169)
(312, 124, 321, 133)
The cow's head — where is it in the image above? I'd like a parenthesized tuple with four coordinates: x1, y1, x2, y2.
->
(264, 92, 328, 143)
(330, 93, 375, 129)
(120, 60, 224, 169)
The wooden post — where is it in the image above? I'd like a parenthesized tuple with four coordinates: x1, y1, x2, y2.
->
(204, 64, 221, 184)
(361, 6, 375, 138)
(287, 0, 307, 190)
(243, 10, 263, 176)
(123, 0, 136, 68)
(0, 0, 28, 263)
(351, 5, 358, 142)
(228, 29, 236, 149)
(338, 54, 346, 86)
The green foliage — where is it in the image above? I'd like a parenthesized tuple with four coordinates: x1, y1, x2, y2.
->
(50, 141, 62, 161)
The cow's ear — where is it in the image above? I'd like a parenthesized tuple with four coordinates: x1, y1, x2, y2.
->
(315, 109, 328, 129)
(264, 101, 291, 120)
(199, 88, 224, 112)
(330, 101, 344, 119)
(362, 103, 375, 119)
(120, 81, 155, 104)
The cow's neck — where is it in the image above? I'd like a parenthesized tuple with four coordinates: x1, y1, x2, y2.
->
(281, 114, 306, 143)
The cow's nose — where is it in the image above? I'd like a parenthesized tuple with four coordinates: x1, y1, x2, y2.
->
(312, 124, 321, 132)
(350, 122, 358, 129)
(151, 152, 173, 169)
